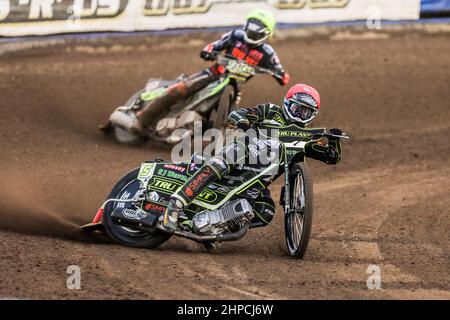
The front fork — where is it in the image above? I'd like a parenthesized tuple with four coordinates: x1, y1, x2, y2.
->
(283, 151, 291, 215)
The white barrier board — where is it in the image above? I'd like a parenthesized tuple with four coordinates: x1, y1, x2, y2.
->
(0, 0, 421, 37)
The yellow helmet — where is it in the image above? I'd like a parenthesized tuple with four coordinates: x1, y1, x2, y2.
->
(244, 9, 276, 45)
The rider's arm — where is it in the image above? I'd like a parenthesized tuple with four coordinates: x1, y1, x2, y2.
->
(305, 139, 342, 165)
(227, 103, 274, 128)
(271, 52, 290, 86)
(200, 31, 235, 60)
(260, 45, 290, 86)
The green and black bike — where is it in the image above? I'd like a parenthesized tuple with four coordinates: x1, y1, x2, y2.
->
(101, 54, 281, 145)
(82, 125, 348, 258)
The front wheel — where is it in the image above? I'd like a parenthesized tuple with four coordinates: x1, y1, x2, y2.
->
(102, 168, 171, 248)
(285, 163, 314, 259)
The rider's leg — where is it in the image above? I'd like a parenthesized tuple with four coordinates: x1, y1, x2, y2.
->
(163, 156, 230, 230)
(131, 68, 220, 135)
(251, 190, 276, 226)
(163, 139, 246, 230)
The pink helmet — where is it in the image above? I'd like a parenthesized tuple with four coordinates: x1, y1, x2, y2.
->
(283, 84, 321, 126)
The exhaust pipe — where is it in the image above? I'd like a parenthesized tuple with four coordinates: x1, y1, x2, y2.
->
(152, 129, 193, 144)
(163, 223, 250, 243)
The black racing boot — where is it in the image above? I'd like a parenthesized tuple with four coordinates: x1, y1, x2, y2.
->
(163, 198, 184, 231)
(127, 96, 171, 137)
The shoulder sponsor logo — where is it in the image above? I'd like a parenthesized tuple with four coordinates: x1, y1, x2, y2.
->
(273, 114, 286, 125)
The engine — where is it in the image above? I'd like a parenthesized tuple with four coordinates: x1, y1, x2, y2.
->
(192, 199, 254, 235)
(155, 110, 202, 138)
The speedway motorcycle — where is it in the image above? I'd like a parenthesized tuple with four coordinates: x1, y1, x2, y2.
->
(82, 125, 348, 258)
(100, 54, 282, 145)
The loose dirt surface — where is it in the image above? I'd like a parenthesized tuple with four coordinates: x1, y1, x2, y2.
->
(0, 28, 449, 299)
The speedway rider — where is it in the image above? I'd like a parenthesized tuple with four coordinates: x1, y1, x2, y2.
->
(130, 8, 290, 136)
(162, 83, 344, 230)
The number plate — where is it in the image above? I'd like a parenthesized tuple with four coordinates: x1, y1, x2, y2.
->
(138, 163, 155, 181)
(226, 60, 255, 77)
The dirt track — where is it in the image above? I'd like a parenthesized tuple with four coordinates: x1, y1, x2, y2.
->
(0, 27, 449, 299)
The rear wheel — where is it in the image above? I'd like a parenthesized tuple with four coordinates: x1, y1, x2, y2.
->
(285, 163, 314, 259)
(113, 89, 148, 146)
(102, 168, 171, 248)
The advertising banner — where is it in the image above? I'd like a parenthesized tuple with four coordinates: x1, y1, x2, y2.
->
(421, 0, 450, 14)
(0, 0, 421, 37)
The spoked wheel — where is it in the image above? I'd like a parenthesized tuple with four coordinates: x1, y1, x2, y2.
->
(102, 168, 171, 248)
(285, 163, 314, 259)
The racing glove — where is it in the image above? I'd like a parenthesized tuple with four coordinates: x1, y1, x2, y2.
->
(200, 51, 217, 61)
(200, 44, 217, 61)
(275, 71, 290, 86)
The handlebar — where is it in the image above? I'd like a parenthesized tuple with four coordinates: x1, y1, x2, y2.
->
(321, 132, 350, 140)
(213, 53, 280, 78)
(244, 122, 350, 141)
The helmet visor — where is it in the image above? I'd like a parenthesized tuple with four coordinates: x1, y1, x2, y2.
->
(245, 20, 270, 44)
(288, 100, 318, 122)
